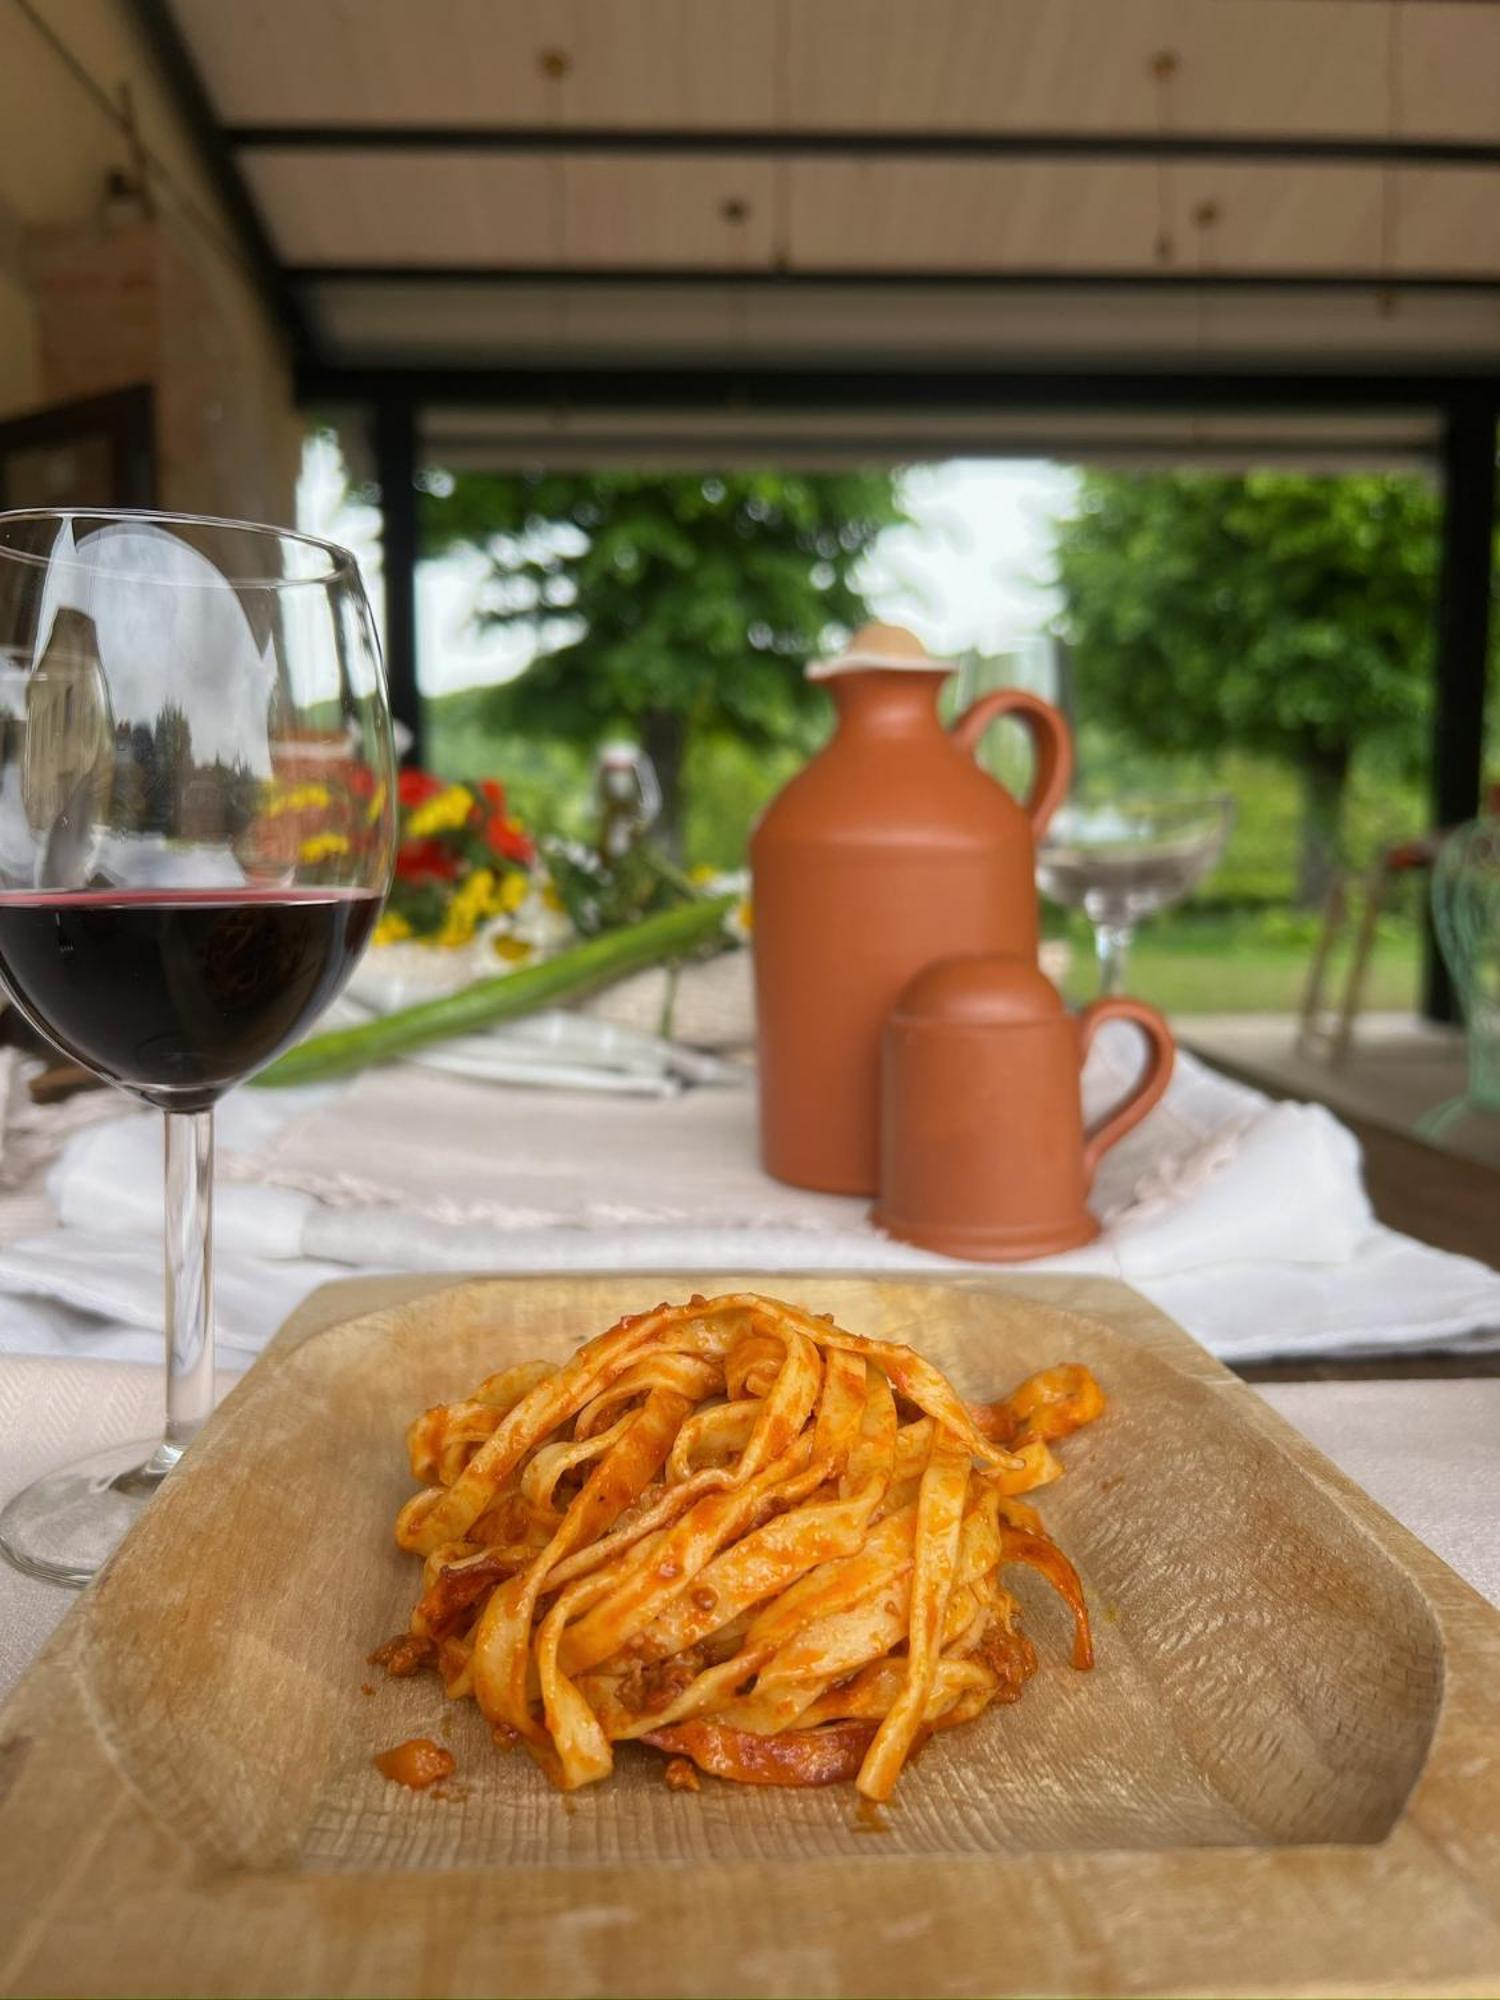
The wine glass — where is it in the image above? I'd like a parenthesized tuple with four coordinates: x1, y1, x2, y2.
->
(0, 509, 395, 1585)
(1037, 794, 1234, 996)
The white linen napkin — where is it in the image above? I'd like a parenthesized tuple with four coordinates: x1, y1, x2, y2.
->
(249, 1029, 1371, 1271)
(0, 1027, 1493, 1369)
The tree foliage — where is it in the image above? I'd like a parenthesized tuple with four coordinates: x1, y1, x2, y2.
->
(422, 469, 903, 846)
(1055, 471, 1442, 901)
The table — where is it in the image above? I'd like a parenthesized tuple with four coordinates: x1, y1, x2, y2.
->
(1189, 1044, 1500, 1379)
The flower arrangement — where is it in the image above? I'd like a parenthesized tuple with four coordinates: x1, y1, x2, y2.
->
(253, 763, 747, 1087)
(379, 770, 556, 958)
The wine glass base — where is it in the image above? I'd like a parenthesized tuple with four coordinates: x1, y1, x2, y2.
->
(0, 1437, 176, 1588)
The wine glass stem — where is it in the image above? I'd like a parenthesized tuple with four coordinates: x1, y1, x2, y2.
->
(155, 1108, 214, 1473)
(1095, 921, 1134, 997)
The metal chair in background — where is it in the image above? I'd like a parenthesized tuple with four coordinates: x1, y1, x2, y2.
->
(1420, 816, 1500, 1141)
(1298, 837, 1435, 1064)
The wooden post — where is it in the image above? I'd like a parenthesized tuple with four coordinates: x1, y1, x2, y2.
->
(1424, 396, 1497, 1023)
(373, 397, 422, 763)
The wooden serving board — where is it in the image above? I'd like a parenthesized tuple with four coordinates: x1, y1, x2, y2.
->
(2, 1271, 1499, 1999)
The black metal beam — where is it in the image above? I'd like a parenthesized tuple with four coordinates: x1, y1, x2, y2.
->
(122, 0, 313, 360)
(298, 363, 1497, 414)
(1425, 395, 1498, 1023)
(109, 381, 158, 507)
(372, 399, 422, 763)
(289, 263, 1500, 295)
(226, 123, 1500, 170)
(421, 432, 1436, 465)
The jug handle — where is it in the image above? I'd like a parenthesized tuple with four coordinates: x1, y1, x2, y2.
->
(1078, 999, 1175, 1187)
(950, 689, 1073, 836)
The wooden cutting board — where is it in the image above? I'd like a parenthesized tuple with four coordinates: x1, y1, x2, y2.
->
(1, 1270, 1498, 1999)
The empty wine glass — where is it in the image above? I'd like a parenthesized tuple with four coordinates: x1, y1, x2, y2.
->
(1037, 794, 1234, 996)
(0, 509, 395, 1585)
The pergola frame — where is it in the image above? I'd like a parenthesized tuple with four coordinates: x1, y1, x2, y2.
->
(122, 0, 1500, 1024)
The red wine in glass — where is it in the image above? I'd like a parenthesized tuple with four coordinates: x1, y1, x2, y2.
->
(0, 886, 381, 1110)
(0, 507, 394, 1587)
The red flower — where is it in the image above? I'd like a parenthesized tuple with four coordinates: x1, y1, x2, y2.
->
(486, 815, 535, 866)
(395, 837, 460, 884)
(398, 768, 445, 808)
(345, 764, 377, 800)
(478, 778, 507, 814)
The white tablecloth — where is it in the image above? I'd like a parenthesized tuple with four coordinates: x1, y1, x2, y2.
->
(0, 1037, 1495, 1369)
(3, 1354, 1496, 1706)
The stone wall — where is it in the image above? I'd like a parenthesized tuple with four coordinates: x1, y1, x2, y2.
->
(0, 0, 300, 525)
(25, 211, 300, 523)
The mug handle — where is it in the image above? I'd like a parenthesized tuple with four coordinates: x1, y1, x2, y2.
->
(949, 689, 1073, 837)
(1078, 999, 1176, 1186)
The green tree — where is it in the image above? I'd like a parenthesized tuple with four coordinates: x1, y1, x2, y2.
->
(423, 470, 903, 850)
(1055, 472, 1441, 905)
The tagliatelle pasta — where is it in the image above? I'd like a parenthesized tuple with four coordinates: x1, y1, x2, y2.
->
(379, 1293, 1102, 1800)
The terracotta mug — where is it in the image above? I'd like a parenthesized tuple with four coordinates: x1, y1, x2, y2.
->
(873, 953, 1175, 1261)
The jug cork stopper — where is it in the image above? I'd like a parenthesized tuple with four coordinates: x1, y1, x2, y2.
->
(807, 621, 952, 681)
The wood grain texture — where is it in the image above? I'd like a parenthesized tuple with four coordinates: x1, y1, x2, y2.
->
(170, 0, 1500, 143)
(1, 1271, 1498, 1999)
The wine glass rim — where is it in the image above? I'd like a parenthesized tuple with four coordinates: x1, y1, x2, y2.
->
(0, 507, 359, 590)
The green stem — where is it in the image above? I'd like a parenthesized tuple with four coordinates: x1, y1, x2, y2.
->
(644, 847, 701, 901)
(253, 895, 737, 1088)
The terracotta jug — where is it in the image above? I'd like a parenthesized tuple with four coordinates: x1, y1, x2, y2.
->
(874, 954, 1174, 1260)
(750, 622, 1072, 1194)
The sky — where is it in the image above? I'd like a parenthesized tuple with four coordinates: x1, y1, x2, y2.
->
(858, 459, 1080, 662)
(298, 441, 1082, 700)
(31, 518, 279, 771)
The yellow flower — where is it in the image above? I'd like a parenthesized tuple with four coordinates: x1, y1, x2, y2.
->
(432, 868, 494, 947)
(689, 863, 718, 886)
(373, 911, 412, 945)
(498, 870, 529, 914)
(435, 907, 478, 948)
(265, 781, 332, 818)
(366, 779, 387, 824)
(493, 935, 533, 965)
(406, 785, 475, 838)
(542, 882, 564, 912)
(299, 831, 350, 862)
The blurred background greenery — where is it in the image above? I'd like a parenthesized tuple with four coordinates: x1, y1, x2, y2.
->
(382, 456, 1495, 1018)
(426, 696, 1427, 1014)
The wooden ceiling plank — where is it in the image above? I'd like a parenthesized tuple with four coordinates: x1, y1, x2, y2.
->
(243, 150, 777, 267)
(166, 0, 775, 128)
(784, 160, 1400, 275)
(170, 0, 1500, 143)
(786, 0, 1386, 139)
(251, 146, 1500, 282)
(1399, 4, 1500, 146)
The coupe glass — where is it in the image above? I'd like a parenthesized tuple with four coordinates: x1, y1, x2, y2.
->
(1037, 794, 1234, 996)
(0, 510, 395, 1585)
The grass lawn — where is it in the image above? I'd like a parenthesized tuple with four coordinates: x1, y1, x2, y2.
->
(1052, 912, 1422, 1016)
